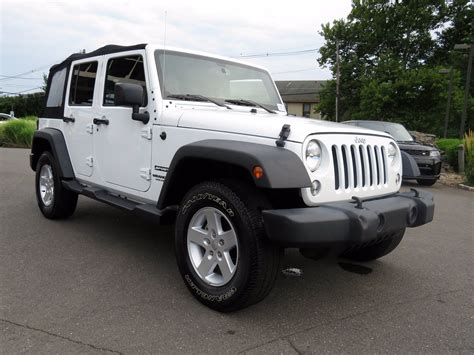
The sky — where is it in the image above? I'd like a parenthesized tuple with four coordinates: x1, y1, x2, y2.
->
(0, 0, 353, 95)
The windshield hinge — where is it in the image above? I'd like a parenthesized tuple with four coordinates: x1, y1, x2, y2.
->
(141, 127, 152, 140)
(276, 124, 291, 147)
(140, 168, 151, 181)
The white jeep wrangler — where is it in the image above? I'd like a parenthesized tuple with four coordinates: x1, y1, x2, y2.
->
(31, 44, 434, 311)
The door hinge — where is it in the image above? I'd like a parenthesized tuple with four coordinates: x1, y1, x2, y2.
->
(86, 123, 94, 134)
(86, 156, 94, 167)
(140, 168, 151, 181)
(141, 127, 152, 140)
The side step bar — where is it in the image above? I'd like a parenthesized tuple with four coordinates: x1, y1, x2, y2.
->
(62, 180, 178, 220)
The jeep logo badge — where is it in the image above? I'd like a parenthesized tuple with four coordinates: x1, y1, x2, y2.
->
(355, 136, 366, 144)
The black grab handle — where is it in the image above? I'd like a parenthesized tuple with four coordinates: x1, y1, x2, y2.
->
(93, 118, 109, 125)
(62, 117, 75, 123)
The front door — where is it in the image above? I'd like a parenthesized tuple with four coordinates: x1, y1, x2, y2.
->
(93, 51, 152, 192)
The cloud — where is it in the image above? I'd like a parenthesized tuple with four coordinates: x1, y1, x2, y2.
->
(0, 0, 352, 93)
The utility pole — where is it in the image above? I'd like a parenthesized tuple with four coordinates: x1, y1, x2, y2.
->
(439, 68, 453, 138)
(455, 43, 473, 138)
(335, 41, 340, 122)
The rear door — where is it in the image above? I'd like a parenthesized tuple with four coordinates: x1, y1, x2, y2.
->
(63, 59, 100, 177)
(93, 51, 152, 192)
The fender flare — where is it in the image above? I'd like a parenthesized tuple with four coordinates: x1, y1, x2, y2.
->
(157, 139, 311, 208)
(401, 151, 421, 179)
(30, 128, 75, 179)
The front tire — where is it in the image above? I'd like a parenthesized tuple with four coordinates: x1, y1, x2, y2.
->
(35, 151, 78, 219)
(175, 181, 281, 312)
(341, 229, 405, 262)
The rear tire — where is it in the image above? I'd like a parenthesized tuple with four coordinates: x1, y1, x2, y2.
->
(35, 151, 78, 219)
(341, 229, 405, 262)
(175, 180, 281, 312)
(417, 178, 437, 186)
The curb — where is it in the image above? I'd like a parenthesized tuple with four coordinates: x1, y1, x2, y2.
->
(458, 183, 474, 191)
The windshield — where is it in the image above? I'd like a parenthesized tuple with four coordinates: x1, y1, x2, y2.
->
(155, 50, 283, 111)
(350, 121, 413, 142)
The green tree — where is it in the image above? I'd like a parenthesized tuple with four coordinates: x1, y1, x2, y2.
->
(317, 0, 473, 137)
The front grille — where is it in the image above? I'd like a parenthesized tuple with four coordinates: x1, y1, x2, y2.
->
(332, 144, 388, 190)
(404, 149, 430, 156)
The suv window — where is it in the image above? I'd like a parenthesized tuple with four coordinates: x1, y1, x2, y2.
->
(46, 68, 67, 107)
(103, 55, 147, 106)
(69, 61, 98, 106)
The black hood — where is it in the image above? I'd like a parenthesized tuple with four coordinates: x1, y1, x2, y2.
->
(397, 141, 437, 152)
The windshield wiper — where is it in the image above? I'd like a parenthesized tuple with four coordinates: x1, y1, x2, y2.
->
(224, 99, 277, 114)
(168, 94, 232, 109)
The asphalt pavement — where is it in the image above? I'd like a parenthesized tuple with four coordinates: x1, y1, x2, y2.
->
(1, 148, 473, 354)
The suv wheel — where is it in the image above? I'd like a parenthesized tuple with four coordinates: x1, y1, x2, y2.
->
(35, 151, 78, 219)
(341, 229, 405, 262)
(175, 181, 281, 312)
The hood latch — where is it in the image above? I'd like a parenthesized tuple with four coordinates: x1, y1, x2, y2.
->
(276, 124, 291, 147)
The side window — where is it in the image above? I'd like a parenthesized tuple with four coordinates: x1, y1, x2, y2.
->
(103, 55, 147, 106)
(46, 68, 67, 107)
(69, 61, 98, 106)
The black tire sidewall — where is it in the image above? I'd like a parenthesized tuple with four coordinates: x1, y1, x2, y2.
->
(175, 183, 258, 310)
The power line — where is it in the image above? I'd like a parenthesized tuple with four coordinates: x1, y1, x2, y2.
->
(0, 64, 52, 82)
(0, 75, 44, 80)
(272, 67, 318, 74)
(236, 48, 320, 58)
(0, 87, 43, 95)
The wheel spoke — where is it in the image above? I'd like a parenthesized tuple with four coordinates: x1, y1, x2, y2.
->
(206, 210, 222, 234)
(188, 227, 208, 247)
(197, 252, 217, 277)
(219, 253, 235, 280)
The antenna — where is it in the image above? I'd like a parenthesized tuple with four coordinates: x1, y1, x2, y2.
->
(161, 11, 167, 99)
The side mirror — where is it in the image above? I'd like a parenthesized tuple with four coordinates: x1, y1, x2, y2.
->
(114, 83, 149, 124)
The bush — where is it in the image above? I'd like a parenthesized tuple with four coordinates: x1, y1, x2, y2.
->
(0, 118, 36, 148)
(436, 138, 463, 171)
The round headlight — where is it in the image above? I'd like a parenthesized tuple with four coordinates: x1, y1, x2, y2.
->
(306, 140, 322, 172)
(387, 142, 397, 161)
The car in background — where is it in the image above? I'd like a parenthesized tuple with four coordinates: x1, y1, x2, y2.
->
(343, 120, 441, 186)
(0, 113, 17, 123)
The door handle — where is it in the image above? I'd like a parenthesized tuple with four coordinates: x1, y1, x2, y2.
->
(63, 116, 75, 123)
(93, 118, 109, 125)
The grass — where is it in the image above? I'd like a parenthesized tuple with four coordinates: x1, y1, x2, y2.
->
(0, 117, 37, 148)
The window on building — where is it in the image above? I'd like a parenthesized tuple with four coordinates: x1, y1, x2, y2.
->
(303, 103, 311, 117)
(46, 68, 67, 107)
(69, 62, 98, 106)
(103, 55, 147, 106)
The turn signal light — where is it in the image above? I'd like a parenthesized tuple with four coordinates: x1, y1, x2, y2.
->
(252, 166, 264, 179)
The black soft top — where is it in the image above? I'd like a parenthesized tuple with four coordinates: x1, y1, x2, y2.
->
(50, 43, 147, 72)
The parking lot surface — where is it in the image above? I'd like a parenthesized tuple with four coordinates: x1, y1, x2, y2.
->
(1, 148, 473, 354)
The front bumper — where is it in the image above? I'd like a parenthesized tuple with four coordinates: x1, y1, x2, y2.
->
(262, 190, 434, 248)
(413, 156, 442, 179)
